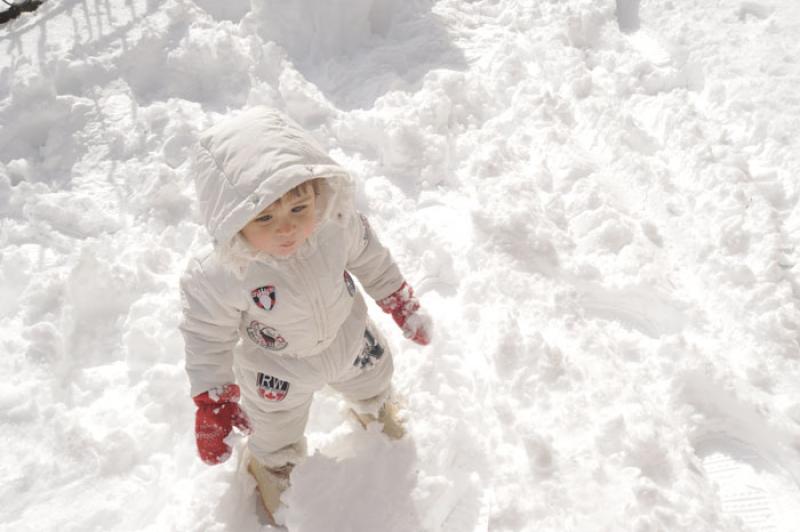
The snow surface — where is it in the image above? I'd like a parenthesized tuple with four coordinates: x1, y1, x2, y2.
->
(2, 0, 800, 531)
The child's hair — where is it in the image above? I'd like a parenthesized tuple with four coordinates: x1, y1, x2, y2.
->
(274, 178, 322, 205)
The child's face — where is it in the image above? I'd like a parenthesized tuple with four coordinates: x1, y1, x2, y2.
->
(240, 185, 317, 257)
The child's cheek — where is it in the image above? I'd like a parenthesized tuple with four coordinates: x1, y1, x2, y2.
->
(255, 231, 275, 253)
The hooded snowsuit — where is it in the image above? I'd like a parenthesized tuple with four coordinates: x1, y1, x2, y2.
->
(180, 108, 404, 467)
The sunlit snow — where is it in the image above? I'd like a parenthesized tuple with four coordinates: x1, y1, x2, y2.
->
(2, 0, 800, 531)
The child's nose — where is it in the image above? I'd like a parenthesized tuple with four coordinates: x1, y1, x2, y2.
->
(276, 220, 294, 235)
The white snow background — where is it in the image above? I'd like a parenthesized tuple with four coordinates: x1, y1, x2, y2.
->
(2, 0, 800, 531)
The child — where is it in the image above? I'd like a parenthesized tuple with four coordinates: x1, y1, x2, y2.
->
(179, 107, 432, 521)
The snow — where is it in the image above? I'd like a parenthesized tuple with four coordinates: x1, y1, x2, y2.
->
(2, 0, 800, 530)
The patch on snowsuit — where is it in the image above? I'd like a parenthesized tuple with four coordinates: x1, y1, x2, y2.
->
(251, 285, 276, 311)
(246, 320, 287, 351)
(344, 271, 355, 297)
(256, 373, 290, 401)
(353, 328, 384, 369)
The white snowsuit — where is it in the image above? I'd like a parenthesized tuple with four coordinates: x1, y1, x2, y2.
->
(179, 108, 405, 467)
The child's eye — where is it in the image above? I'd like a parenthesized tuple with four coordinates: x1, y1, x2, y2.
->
(291, 205, 308, 214)
(255, 215, 272, 223)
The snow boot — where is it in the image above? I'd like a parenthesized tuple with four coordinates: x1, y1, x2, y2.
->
(351, 399, 406, 440)
(247, 455, 294, 525)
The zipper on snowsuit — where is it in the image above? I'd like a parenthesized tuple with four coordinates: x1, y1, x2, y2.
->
(291, 258, 328, 345)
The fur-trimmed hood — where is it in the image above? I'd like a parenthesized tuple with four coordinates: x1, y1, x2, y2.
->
(191, 107, 353, 247)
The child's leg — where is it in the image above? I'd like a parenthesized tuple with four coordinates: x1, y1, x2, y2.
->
(328, 320, 395, 416)
(236, 365, 317, 468)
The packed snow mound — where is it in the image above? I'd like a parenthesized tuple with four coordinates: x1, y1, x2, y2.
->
(2, 0, 800, 531)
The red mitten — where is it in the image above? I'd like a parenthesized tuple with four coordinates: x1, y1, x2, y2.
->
(377, 282, 432, 345)
(193, 383, 252, 465)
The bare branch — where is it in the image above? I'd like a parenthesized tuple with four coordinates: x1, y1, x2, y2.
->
(1, 0, 44, 25)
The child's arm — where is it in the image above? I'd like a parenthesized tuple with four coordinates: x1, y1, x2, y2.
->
(179, 261, 241, 395)
(345, 213, 432, 345)
(180, 260, 251, 464)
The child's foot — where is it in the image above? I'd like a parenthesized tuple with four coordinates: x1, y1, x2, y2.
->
(351, 400, 406, 440)
(247, 456, 294, 525)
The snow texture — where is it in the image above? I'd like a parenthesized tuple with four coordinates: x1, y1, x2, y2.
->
(2, 0, 800, 531)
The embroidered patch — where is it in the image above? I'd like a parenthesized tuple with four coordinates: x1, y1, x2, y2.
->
(353, 328, 385, 369)
(246, 320, 288, 351)
(344, 271, 355, 297)
(256, 373, 290, 401)
(251, 285, 276, 311)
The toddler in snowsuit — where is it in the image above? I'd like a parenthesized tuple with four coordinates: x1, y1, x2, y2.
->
(179, 107, 432, 519)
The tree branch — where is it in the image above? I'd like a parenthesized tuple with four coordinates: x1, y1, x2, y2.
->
(0, 0, 43, 25)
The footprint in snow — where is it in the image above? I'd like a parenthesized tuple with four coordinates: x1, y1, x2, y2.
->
(683, 374, 800, 532)
(695, 434, 800, 532)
